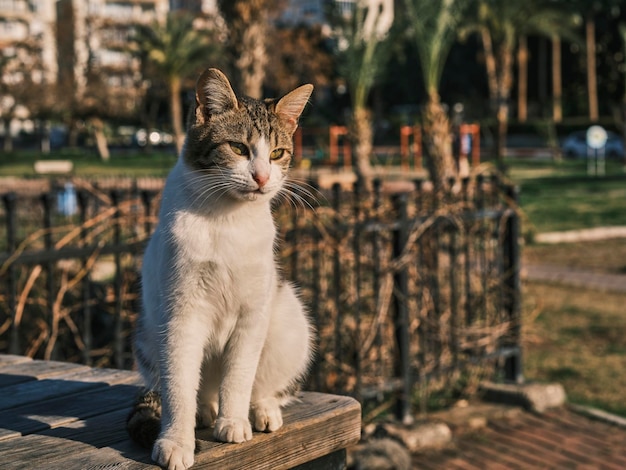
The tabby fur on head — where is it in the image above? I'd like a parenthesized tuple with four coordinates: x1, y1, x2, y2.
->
(181, 68, 313, 208)
(128, 68, 314, 470)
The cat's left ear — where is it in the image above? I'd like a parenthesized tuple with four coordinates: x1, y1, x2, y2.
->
(274, 84, 314, 134)
(195, 68, 238, 123)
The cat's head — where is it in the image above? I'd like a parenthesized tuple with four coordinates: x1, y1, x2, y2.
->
(183, 68, 313, 206)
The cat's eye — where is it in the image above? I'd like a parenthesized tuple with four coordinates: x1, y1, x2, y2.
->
(229, 142, 249, 156)
(270, 149, 285, 160)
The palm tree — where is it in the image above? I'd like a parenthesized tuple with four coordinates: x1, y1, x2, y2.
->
(404, 0, 470, 193)
(461, 0, 579, 164)
(332, 0, 394, 188)
(565, 0, 624, 121)
(217, 0, 282, 99)
(133, 13, 219, 154)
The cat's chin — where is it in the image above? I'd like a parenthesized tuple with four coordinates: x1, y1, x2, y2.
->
(231, 188, 275, 202)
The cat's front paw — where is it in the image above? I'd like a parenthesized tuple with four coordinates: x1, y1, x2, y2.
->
(214, 417, 253, 443)
(152, 437, 195, 470)
(251, 398, 283, 432)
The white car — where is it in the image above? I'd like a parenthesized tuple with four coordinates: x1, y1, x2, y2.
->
(561, 130, 625, 159)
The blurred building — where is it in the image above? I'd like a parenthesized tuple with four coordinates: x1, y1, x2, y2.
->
(0, 0, 172, 136)
(0, 0, 341, 137)
(0, 0, 58, 138)
(170, 0, 217, 15)
(279, 0, 357, 26)
(0, 0, 57, 82)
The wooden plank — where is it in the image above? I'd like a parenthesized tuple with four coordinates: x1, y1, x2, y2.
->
(19, 392, 360, 470)
(191, 392, 362, 470)
(0, 359, 90, 387)
(0, 382, 141, 441)
(0, 408, 151, 469)
(0, 363, 141, 411)
(0, 354, 33, 367)
(0, 355, 35, 387)
(62, 366, 141, 386)
(0, 356, 89, 394)
(0, 378, 102, 411)
(0, 359, 361, 470)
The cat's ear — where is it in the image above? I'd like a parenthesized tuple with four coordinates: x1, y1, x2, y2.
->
(274, 84, 314, 134)
(195, 68, 238, 122)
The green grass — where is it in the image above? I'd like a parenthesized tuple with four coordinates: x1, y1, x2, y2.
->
(506, 158, 626, 233)
(522, 233, 626, 417)
(522, 281, 626, 417)
(0, 149, 178, 177)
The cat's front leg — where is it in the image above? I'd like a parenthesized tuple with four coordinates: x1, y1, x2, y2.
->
(213, 311, 269, 443)
(152, 314, 206, 470)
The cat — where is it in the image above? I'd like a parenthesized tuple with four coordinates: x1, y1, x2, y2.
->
(127, 68, 315, 470)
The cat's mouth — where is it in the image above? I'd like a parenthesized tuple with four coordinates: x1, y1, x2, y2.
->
(236, 187, 269, 201)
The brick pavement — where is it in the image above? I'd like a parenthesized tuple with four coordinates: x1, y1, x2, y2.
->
(412, 406, 626, 469)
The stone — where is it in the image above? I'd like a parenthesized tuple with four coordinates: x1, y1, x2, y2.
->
(347, 438, 412, 470)
(374, 421, 452, 453)
(481, 382, 567, 413)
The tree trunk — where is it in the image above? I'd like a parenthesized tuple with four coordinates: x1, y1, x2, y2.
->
(40, 120, 51, 154)
(422, 92, 456, 195)
(68, 117, 79, 148)
(237, 21, 267, 99)
(586, 16, 599, 121)
(552, 35, 562, 122)
(481, 27, 498, 112)
(2, 119, 13, 153)
(350, 106, 374, 190)
(496, 101, 509, 165)
(170, 76, 185, 155)
(517, 35, 528, 122)
(495, 43, 514, 166)
(91, 117, 110, 161)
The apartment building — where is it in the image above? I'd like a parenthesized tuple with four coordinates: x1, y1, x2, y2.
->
(0, 0, 345, 137)
(0, 0, 171, 134)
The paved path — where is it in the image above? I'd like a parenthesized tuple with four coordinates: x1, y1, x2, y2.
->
(535, 226, 626, 244)
(412, 405, 626, 469)
(525, 225, 626, 292)
(523, 264, 626, 293)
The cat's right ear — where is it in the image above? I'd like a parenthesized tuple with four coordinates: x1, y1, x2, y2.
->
(195, 68, 238, 123)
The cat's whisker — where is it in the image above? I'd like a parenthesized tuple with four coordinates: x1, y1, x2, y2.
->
(277, 187, 317, 213)
(195, 182, 232, 208)
(281, 183, 319, 212)
(286, 178, 324, 202)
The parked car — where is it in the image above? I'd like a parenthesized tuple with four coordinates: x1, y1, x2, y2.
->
(133, 128, 174, 147)
(561, 130, 625, 159)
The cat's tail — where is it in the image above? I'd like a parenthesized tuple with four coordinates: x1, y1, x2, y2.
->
(126, 389, 161, 449)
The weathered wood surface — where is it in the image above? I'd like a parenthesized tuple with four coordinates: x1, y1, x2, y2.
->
(0, 355, 361, 469)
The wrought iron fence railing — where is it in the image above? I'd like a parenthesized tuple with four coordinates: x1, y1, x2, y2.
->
(0, 174, 521, 421)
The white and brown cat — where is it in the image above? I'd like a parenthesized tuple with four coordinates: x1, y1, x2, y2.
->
(127, 68, 315, 470)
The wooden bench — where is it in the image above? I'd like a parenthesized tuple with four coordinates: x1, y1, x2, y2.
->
(33, 160, 74, 175)
(0, 355, 361, 469)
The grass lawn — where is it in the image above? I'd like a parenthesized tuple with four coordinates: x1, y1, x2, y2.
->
(0, 149, 178, 178)
(522, 240, 626, 417)
(522, 281, 626, 417)
(506, 158, 626, 234)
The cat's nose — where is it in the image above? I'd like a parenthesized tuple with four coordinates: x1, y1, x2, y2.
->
(253, 172, 269, 188)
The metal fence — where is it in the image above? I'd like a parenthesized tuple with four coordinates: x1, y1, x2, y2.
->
(0, 174, 521, 421)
